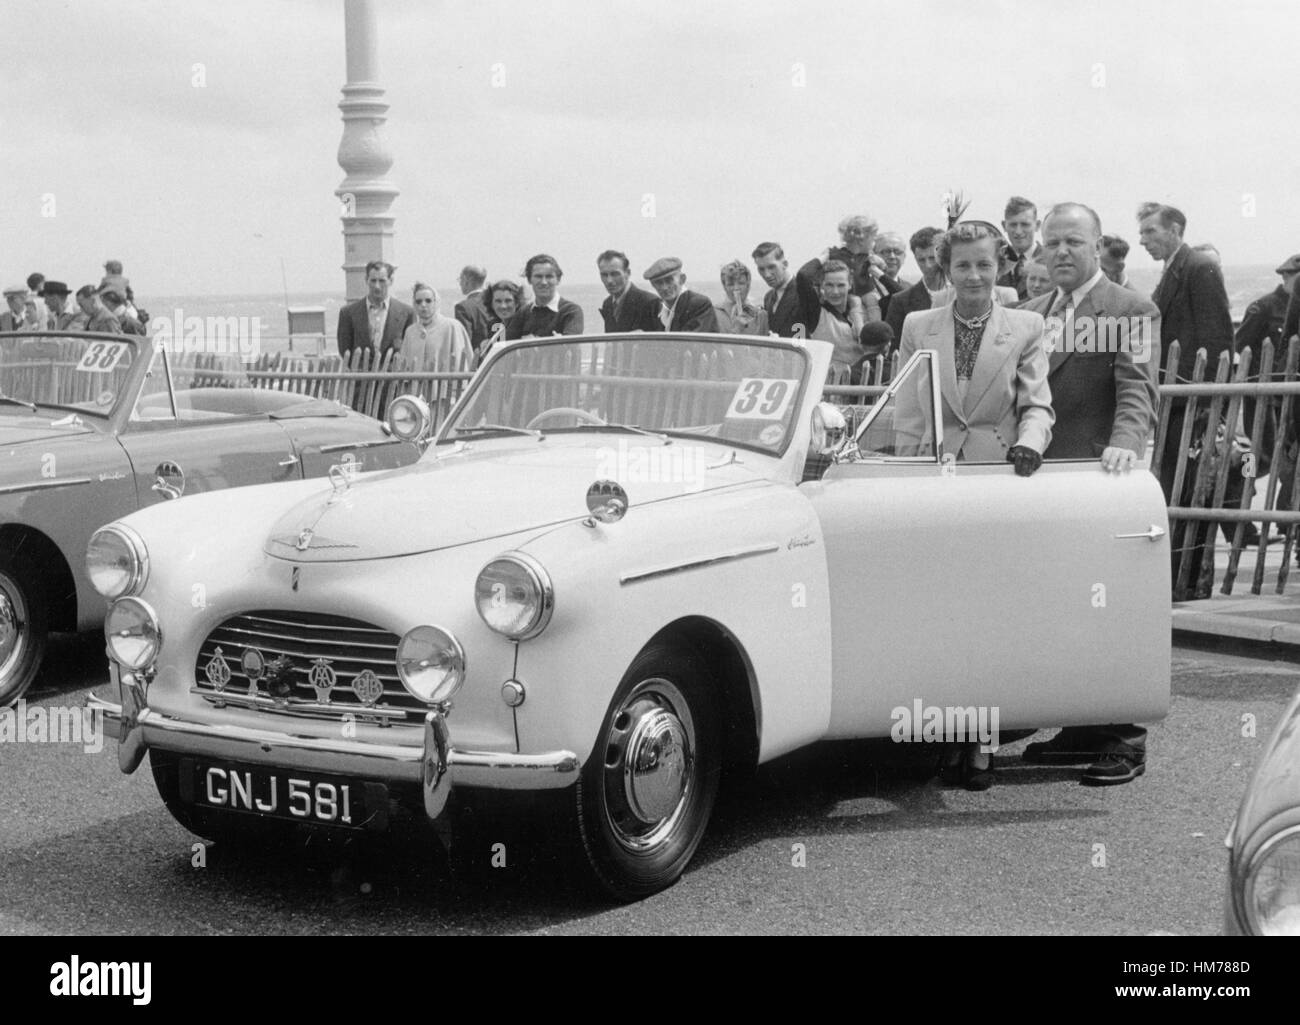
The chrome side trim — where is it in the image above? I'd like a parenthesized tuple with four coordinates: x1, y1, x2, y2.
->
(620, 543, 780, 586)
(0, 477, 94, 496)
(318, 438, 404, 453)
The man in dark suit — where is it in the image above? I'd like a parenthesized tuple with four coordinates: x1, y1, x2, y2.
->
(1140, 203, 1235, 600)
(997, 196, 1043, 300)
(453, 265, 493, 356)
(873, 232, 909, 319)
(754, 242, 820, 338)
(643, 258, 717, 332)
(597, 250, 660, 332)
(1019, 203, 1162, 786)
(337, 260, 414, 360)
(884, 227, 947, 344)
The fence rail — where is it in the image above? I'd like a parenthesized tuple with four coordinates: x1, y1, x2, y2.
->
(225, 339, 1296, 599)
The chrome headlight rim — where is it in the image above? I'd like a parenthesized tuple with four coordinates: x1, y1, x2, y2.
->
(475, 551, 555, 641)
(86, 523, 150, 600)
(103, 596, 162, 672)
(396, 624, 467, 706)
(386, 394, 432, 443)
(1240, 820, 1300, 936)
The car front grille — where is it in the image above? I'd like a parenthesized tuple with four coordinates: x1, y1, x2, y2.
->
(193, 611, 422, 723)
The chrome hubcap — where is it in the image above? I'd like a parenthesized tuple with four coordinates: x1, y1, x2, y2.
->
(602, 679, 695, 852)
(0, 581, 27, 682)
(624, 708, 689, 823)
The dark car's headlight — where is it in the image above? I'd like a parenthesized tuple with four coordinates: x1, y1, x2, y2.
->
(104, 598, 161, 671)
(87, 525, 149, 599)
(397, 625, 466, 704)
(1243, 824, 1300, 935)
(386, 395, 431, 442)
(475, 553, 554, 640)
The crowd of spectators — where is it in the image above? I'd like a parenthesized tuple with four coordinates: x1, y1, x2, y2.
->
(1, 260, 145, 336)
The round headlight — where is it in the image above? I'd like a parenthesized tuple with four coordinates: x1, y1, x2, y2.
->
(386, 395, 431, 442)
(104, 597, 161, 671)
(1244, 825, 1300, 935)
(475, 553, 554, 640)
(397, 625, 466, 705)
(86, 525, 149, 600)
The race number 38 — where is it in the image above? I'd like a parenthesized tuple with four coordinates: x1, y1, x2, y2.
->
(75, 341, 129, 373)
(727, 378, 799, 420)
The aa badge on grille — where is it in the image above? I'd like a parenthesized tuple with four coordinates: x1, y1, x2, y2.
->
(352, 669, 384, 707)
(205, 647, 232, 692)
(308, 657, 337, 704)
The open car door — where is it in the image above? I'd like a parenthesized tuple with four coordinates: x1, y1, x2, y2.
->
(805, 349, 1169, 740)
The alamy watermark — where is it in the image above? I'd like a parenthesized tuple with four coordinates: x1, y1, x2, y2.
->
(151, 308, 264, 363)
(1043, 314, 1154, 364)
(594, 439, 711, 493)
(890, 698, 1000, 751)
(0, 700, 103, 753)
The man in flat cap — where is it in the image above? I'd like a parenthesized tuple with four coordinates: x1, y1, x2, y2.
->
(74, 285, 123, 333)
(41, 281, 78, 330)
(1234, 253, 1300, 521)
(644, 258, 718, 333)
(1, 285, 44, 331)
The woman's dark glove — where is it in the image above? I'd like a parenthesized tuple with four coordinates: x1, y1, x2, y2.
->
(1007, 445, 1042, 477)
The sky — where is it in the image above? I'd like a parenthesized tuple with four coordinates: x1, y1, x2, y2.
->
(3, 0, 1298, 297)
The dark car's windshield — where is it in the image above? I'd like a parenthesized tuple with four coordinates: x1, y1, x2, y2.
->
(442, 336, 810, 457)
(0, 333, 139, 417)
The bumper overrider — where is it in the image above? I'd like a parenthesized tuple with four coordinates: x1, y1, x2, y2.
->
(89, 664, 580, 822)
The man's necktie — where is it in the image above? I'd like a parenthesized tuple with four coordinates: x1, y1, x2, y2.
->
(660, 303, 673, 330)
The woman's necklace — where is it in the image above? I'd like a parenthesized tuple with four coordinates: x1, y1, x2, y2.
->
(953, 303, 993, 330)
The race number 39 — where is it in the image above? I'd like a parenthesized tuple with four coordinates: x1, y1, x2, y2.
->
(75, 341, 129, 373)
(726, 378, 799, 420)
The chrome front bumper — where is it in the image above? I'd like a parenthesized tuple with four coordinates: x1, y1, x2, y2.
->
(89, 666, 580, 822)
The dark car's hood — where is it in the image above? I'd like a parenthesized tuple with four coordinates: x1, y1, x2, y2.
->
(264, 436, 762, 561)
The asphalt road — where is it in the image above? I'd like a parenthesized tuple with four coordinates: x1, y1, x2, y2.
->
(1, 634, 1296, 936)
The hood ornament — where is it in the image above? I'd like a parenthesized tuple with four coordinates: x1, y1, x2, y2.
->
(295, 527, 314, 552)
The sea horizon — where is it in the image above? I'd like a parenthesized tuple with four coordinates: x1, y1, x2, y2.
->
(142, 263, 1282, 346)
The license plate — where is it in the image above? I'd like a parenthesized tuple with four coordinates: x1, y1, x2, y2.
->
(179, 758, 388, 831)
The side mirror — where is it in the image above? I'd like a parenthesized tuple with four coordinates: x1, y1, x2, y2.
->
(807, 402, 848, 458)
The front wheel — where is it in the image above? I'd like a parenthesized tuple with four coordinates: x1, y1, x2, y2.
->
(575, 643, 720, 901)
(0, 550, 48, 708)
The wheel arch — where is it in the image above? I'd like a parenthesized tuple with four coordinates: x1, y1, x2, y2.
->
(642, 616, 760, 775)
(0, 524, 77, 632)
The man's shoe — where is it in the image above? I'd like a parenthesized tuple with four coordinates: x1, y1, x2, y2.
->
(1022, 734, 1098, 765)
(1080, 752, 1146, 786)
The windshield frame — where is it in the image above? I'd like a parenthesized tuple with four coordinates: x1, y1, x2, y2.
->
(0, 329, 150, 429)
(435, 332, 814, 460)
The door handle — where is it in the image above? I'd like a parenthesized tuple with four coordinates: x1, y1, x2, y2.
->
(278, 456, 300, 468)
(1115, 524, 1166, 541)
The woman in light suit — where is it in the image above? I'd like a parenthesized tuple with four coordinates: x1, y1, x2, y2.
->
(895, 220, 1054, 788)
(897, 220, 1053, 473)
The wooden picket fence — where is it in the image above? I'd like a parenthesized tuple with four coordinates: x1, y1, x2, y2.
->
(1156, 336, 1300, 597)
(175, 347, 477, 432)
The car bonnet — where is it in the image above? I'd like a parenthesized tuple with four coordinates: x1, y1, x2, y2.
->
(263, 436, 764, 562)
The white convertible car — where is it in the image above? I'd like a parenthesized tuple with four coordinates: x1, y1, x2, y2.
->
(90, 332, 1171, 900)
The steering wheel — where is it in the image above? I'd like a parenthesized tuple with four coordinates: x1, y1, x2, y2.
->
(525, 407, 606, 429)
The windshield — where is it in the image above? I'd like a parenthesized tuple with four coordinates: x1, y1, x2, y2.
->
(443, 336, 810, 457)
(0, 333, 138, 416)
